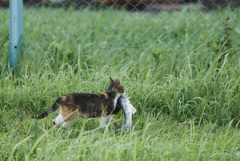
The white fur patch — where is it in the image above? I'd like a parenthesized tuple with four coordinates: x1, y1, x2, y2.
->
(53, 115, 64, 125)
(113, 93, 121, 110)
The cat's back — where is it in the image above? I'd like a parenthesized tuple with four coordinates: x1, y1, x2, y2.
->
(63, 92, 109, 98)
(60, 92, 112, 104)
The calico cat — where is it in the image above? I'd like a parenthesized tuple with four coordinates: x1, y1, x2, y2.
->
(34, 77, 124, 129)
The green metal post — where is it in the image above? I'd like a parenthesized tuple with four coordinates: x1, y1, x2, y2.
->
(9, 0, 23, 71)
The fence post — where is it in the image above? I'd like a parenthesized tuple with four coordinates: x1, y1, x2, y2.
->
(9, 0, 23, 71)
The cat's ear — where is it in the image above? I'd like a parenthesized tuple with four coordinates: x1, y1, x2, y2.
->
(110, 77, 114, 82)
(115, 79, 120, 85)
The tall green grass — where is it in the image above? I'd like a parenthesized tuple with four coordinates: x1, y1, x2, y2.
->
(2, 115, 240, 160)
(0, 7, 240, 160)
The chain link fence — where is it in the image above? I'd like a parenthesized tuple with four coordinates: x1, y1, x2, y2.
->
(1, 0, 240, 59)
(0, 1, 9, 40)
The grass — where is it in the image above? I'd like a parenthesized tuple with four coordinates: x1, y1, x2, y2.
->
(0, 5, 240, 160)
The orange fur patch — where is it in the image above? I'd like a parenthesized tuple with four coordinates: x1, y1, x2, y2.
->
(103, 93, 108, 99)
(61, 96, 67, 102)
(102, 107, 108, 117)
(100, 103, 104, 110)
(60, 105, 80, 121)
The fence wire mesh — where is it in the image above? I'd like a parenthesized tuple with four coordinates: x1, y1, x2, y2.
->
(0, 1, 9, 38)
(1, 0, 240, 60)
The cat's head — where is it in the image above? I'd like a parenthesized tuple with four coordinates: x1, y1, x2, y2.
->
(107, 77, 124, 94)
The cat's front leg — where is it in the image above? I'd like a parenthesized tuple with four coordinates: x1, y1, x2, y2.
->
(99, 115, 112, 127)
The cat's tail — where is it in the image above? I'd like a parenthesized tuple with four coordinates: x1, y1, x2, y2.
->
(34, 97, 63, 119)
